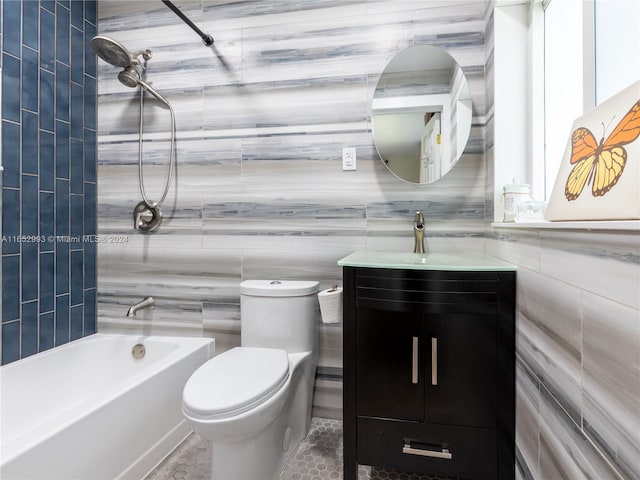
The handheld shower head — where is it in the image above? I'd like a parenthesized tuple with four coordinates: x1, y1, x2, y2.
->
(117, 64, 170, 106)
(118, 65, 141, 88)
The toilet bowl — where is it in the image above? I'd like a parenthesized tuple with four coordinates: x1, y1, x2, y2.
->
(182, 280, 319, 480)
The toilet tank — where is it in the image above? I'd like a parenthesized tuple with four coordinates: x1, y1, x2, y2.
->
(240, 280, 319, 353)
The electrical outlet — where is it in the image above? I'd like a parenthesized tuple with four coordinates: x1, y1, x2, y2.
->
(342, 147, 357, 170)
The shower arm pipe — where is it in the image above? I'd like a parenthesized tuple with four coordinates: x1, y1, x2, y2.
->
(137, 83, 176, 209)
(161, 0, 214, 46)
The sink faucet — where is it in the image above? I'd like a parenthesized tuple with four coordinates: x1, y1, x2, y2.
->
(413, 211, 426, 254)
(126, 296, 155, 317)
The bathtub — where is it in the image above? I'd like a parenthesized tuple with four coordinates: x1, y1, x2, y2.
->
(0, 333, 214, 480)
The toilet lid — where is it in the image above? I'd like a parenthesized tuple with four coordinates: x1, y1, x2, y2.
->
(183, 347, 289, 419)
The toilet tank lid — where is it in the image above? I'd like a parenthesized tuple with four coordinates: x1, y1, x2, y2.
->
(240, 280, 319, 297)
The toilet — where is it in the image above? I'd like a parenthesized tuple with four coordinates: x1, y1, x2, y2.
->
(182, 280, 319, 480)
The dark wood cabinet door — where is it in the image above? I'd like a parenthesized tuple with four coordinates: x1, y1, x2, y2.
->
(355, 307, 424, 421)
(424, 313, 497, 428)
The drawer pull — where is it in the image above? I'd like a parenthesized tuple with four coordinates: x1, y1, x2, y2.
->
(403, 443, 452, 460)
(431, 337, 438, 385)
(412, 336, 419, 384)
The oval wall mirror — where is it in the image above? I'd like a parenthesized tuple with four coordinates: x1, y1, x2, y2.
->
(372, 45, 472, 184)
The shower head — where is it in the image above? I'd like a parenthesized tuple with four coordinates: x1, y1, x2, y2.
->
(91, 35, 132, 67)
(118, 65, 141, 88)
(118, 65, 170, 106)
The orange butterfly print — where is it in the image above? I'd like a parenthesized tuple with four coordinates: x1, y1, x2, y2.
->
(565, 99, 640, 201)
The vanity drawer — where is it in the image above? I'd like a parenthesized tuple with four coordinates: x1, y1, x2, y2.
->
(357, 417, 497, 480)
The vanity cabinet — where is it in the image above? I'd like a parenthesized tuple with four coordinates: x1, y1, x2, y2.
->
(342, 265, 516, 480)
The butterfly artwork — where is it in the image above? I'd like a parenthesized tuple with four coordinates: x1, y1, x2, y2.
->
(565, 99, 640, 201)
(545, 81, 640, 221)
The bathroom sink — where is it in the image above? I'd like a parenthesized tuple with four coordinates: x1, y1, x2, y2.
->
(337, 251, 516, 271)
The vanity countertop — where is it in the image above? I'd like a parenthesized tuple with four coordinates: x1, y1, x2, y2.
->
(338, 251, 517, 271)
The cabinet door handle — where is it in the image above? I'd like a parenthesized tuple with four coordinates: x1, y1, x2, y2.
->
(403, 443, 452, 460)
(412, 336, 419, 384)
(431, 337, 438, 385)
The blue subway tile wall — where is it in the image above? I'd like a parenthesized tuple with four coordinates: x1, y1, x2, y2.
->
(1, 0, 97, 365)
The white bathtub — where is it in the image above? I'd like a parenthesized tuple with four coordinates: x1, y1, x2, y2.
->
(0, 333, 214, 480)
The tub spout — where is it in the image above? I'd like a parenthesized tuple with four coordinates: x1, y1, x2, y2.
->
(126, 296, 155, 317)
(413, 211, 426, 254)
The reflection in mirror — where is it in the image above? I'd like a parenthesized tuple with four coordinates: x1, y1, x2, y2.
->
(372, 45, 472, 184)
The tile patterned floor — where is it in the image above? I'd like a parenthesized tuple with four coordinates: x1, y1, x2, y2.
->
(145, 418, 456, 480)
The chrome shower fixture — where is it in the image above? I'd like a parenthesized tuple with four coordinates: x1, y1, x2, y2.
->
(91, 35, 151, 70)
(92, 35, 176, 234)
(91, 36, 165, 101)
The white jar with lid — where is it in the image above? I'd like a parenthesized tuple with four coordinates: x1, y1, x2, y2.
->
(502, 177, 531, 222)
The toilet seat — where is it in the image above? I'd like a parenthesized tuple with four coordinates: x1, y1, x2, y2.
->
(183, 347, 290, 420)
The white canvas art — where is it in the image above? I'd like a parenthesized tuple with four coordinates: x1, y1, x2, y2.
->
(546, 81, 640, 221)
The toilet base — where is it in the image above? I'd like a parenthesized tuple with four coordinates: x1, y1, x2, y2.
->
(209, 353, 315, 480)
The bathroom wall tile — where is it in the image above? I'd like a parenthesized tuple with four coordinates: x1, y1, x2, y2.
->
(70, 304, 83, 340)
(84, 288, 97, 335)
(1, 54, 20, 123)
(39, 311, 55, 351)
(540, 230, 640, 309)
(70, 82, 83, 139)
(55, 3, 70, 65)
(2, 187, 20, 255)
(21, 110, 39, 174)
(70, 0, 83, 30)
(40, 252, 55, 313)
(2, 120, 20, 188)
(56, 119, 70, 178)
(2, 0, 96, 365)
(55, 178, 70, 236)
(40, 131, 56, 193)
(2, 255, 20, 322)
(70, 193, 84, 238)
(21, 242, 38, 303)
(539, 385, 621, 480)
(56, 62, 70, 121)
(97, 89, 204, 136)
(202, 77, 368, 132)
(40, 69, 55, 132)
(516, 359, 540, 480)
(55, 293, 70, 346)
(2, 0, 20, 57)
(318, 323, 343, 369)
(311, 376, 343, 420)
(40, 191, 55, 252)
(83, 181, 96, 235)
(487, 229, 541, 272)
(86, 1, 97, 25)
(1, 321, 20, 364)
(84, 75, 96, 129)
(84, 128, 96, 182)
(55, 242, 69, 295)
(21, 46, 39, 113)
(97, 299, 204, 337)
(515, 267, 583, 423)
(21, 174, 39, 236)
(70, 249, 84, 306)
(202, 302, 240, 355)
(83, 20, 96, 78)
(21, 300, 38, 357)
(40, 7, 55, 71)
(70, 139, 83, 194)
(84, 240, 96, 289)
(582, 292, 640, 479)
